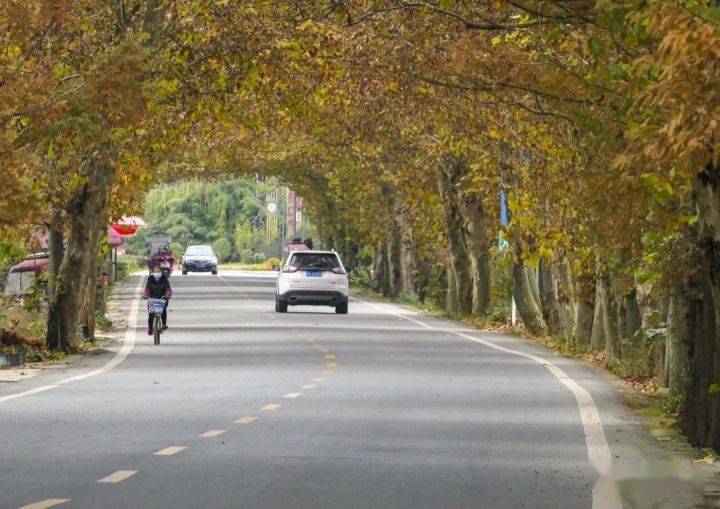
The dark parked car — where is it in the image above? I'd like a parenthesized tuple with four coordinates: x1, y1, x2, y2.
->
(182, 245, 218, 275)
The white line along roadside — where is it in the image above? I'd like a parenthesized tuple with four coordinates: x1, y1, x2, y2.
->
(352, 296, 613, 476)
(0, 276, 144, 404)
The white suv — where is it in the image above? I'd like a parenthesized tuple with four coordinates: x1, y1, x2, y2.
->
(275, 251, 349, 314)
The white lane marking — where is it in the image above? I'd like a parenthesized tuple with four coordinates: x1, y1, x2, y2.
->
(0, 384, 59, 403)
(301, 384, 316, 389)
(312, 378, 326, 383)
(283, 392, 301, 399)
(261, 403, 281, 411)
(19, 499, 70, 509)
(97, 470, 137, 483)
(234, 416, 257, 424)
(153, 446, 187, 456)
(0, 277, 144, 404)
(199, 429, 226, 438)
(354, 295, 613, 476)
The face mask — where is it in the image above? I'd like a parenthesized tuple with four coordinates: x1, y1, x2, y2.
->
(153, 272, 162, 281)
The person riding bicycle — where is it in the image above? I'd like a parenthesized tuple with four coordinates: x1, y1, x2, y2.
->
(143, 267, 172, 335)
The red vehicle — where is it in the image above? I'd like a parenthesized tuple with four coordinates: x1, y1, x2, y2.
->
(3, 255, 49, 296)
(148, 247, 175, 277)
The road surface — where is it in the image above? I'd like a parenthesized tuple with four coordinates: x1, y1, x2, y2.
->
(0, 272, 707, 508)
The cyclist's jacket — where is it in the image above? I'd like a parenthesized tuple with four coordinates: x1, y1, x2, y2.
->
(143, 274, 173, 299)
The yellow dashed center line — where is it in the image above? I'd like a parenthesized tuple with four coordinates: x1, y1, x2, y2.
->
(301, 384, 316, 389)
(283, 392, 302, 399)
(97, 470, 138, 484)
(312, 377, 326, 383)
(199, 429, 226, 438)
(20, 499, 70, 509)
(234, 416, 257, 424)
(153, 446, 187, 456)
(322, 371, 334, 376)
(262, 403, 282, 411)
(326, 362, 337, 369)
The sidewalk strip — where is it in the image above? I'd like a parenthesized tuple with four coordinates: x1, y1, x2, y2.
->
(234, 416, 257, 424)
(20, 499, 70, 509)
(153, 446, 187, 456)
(97, 470, 137, 483)
(199, 430, 226, 438)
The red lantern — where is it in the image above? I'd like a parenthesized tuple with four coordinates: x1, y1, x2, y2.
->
(111, 224, 138, 236)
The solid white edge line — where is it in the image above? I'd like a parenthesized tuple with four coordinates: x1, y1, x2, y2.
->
(353, 295, 614, 477)
(0, 276, 143, 404)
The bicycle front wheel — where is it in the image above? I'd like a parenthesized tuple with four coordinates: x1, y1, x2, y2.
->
(154, 315, 161, 345)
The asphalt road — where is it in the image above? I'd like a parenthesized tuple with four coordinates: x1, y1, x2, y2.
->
(0, 272, 708, 509)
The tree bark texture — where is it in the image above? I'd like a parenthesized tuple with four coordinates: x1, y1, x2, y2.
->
(47, 209, 65, 302)
(372, 243, 391, 296)
(437, 157, 472, 315)
(46, 157, 115, 351)
(573, 270, 596, 347)
(513, 260, 547, 335)
(460, 192, 491, 319)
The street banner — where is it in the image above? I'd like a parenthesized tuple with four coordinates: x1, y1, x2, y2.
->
(287, 190, 295, 233)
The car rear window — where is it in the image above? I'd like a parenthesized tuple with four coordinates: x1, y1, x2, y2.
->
(185, 246, 213, 256)
(289, 253, 340, 270)
(3, 272, 35, 295)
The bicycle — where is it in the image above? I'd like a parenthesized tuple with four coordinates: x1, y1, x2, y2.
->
(147, 297, 168, 346)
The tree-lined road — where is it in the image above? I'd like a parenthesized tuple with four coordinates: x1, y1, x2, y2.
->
(0, 273, 703, 508)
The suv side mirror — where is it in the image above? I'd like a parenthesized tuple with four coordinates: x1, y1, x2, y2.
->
(345, 267, 353, 274)
(272, 265, 280, 272)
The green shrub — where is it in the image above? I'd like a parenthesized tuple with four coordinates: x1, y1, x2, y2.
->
(240, 249, 255, 264)
(169, 242, 184, 256)
(116, 255, 141, 279)
(212, 238, 233, 262)
(349, 265, 372, 289)
(251, 252, 265, 264)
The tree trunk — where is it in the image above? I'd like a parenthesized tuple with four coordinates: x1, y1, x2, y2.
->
(590, 276, 606, 351)
(80, 250, 101, 342)
(624, 288, 644, 353)
(573, 270, 595, 347)
(513, 261, 548, 335)
(46, 157, 115, 351)
(681, 167, 720, 448)
(527, 262, 542, 310)
(437, 158, 472, 315)
(598, 271, 620, 361)
(387, 223, 402, 297)
(47, 209, 65, 302)
(667, 291, 691, 397)
(554, 260, 577, 339)
(460, 192, 491, 319)
(538, 259, 560, 335)
(372, 243, 391, 296)
(393, 201, 416, 295)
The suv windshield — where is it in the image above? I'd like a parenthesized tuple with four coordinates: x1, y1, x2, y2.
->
(289, 253, 340, 270)
(185, 246, 213, 257)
